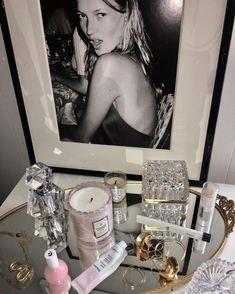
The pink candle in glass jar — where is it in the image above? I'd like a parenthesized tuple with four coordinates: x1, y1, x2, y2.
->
(67, 182, 113, 245)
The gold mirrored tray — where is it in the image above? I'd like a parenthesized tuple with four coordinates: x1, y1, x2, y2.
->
(0, 189, 234, 293)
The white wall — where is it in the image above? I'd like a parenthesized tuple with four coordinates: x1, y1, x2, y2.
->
(0, 28, 30, 204)
(208, 18, 235, 184)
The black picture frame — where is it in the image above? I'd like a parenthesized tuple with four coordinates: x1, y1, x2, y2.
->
(1, 0, 234, 186)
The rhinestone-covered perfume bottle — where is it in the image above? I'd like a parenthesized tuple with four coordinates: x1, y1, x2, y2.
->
(26, 162, 68, 252)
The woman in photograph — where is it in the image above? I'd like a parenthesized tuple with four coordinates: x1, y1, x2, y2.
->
(54, 0, 174, 148)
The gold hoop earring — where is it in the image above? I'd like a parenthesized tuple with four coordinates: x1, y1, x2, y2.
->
(122, 266, 146, 290)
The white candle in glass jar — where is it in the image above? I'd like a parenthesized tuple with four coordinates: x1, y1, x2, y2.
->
(70, 187, 109, 212)
(67, 182, 113, 244)
(104, 171, 127, 203)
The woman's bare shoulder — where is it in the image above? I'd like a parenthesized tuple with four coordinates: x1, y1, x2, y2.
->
(94, 53, 138, 76)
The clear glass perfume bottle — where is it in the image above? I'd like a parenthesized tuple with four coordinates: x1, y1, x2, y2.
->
(25, 162, 68, 252)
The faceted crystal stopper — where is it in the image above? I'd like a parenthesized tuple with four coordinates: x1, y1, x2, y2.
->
(25, 162, 52, 190)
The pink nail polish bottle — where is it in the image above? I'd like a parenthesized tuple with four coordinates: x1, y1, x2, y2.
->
(44, 249, 71, 294)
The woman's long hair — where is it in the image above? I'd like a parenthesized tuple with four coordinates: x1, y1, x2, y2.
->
(83, 0, 154, 82)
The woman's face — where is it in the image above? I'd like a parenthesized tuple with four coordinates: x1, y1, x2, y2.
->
(76, 0, 125, 56)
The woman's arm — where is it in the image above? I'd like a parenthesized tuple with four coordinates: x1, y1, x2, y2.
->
(74, 54, 121, 142)
(52, 66, 88, 95)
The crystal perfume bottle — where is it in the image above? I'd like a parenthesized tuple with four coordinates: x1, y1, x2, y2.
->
(25, 162, 68, 252)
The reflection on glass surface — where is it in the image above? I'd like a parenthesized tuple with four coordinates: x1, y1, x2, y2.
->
(0, 191, 227, 294)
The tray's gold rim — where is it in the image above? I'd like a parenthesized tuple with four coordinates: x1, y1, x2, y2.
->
(0, 202, 27, 222)
(0, 190, 232, 294)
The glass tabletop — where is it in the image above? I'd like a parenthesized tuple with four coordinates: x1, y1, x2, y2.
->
(0, 189, 230, 294)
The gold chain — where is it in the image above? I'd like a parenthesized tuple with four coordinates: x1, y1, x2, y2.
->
(0, 231, 34, 290)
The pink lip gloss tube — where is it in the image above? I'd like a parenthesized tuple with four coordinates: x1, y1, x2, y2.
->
(44, 249, 71, 294)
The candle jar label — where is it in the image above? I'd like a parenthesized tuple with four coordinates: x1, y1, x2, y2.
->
(92, 216, 109, 238)
(111, 188, 126, 203)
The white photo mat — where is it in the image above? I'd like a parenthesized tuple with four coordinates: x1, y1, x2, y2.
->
(3, 0, 228, 181)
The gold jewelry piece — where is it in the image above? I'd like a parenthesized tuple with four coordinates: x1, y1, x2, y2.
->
(150, 255, 179, 286)
(136, 232, 166, 261)
(159, 256, 179, 285)
(136, 232, 185, 286)
(122, 266, 146, 290)
(0, 231, 34, 289)
(150, 240, 168, 271)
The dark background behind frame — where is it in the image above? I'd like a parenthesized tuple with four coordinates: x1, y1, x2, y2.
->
(0, 0, 234, 186)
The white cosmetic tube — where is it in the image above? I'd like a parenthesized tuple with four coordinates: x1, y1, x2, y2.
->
(194, 182, 219, 253)
(136, 215, 211, 242)
(71, 241, 127, 294)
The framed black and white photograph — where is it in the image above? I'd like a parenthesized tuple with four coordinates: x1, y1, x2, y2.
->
(39, 0, 182, 150)
(1, 0, 234, 184)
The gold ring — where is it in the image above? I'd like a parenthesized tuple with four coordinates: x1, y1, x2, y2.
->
(163, 239, 186, 261)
